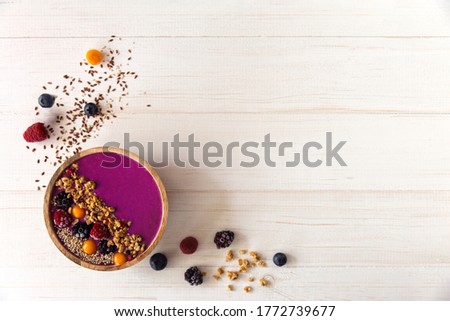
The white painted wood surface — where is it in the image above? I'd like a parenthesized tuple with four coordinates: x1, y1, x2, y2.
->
(1, 0, 450, 300)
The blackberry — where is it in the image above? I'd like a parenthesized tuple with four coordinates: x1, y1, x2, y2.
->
(273, 252, 287, 267)
(98, 240, 117, 255)
(72, 222, 92, 239)
(214, 230, 235, 249)
(52, 192, 73, 210)
(184, 266, 203, 286)
(150, 253, 168, 271)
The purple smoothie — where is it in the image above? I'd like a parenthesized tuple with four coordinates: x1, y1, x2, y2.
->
(61, 152, 163, 246)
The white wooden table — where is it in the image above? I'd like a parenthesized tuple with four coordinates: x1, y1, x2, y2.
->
(1, 0, 450, 300)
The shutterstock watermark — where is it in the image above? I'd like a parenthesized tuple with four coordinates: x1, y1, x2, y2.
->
(102, 132, 347, 168)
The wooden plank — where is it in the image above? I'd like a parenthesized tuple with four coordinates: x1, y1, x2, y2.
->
(1, 37, 450, 114)
(1, 190, 450, 269)
(0, 0, 450, 37)
(1, 265, 450, 300)
(1, 113, 450, 191)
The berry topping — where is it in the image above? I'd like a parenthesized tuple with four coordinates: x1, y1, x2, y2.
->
(149, 253, 167, 271)
(52, 191, 73, 210)
(70, 205, 86, 219)
(114, 252, 127, 265)
(84, 102, 99, 117)
(38, 93, 55, 108)
(86, 49, 103, 65)
(180, 236, 198, 254)
(53, 209, 72, 228)
(184, 266, 203, 286)
(89, 222, 110, 240)
(273, 252, 287, 267)
(214, 230, 235, 249)
(98, 240, 117, 255)
(72, 222, 92, 239)
(23, 122, 49, 143)
(82, 239, 97, 255)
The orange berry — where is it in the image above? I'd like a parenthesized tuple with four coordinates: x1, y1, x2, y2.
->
(114, 252, 128, 265)
(71, 205, 86, 219)
(86, 49, 103, 65)
(82, 239, 97, 255)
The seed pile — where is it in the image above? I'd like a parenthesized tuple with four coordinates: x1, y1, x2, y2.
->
(28, 36, 139, 191)
(57, 227, 114, 265)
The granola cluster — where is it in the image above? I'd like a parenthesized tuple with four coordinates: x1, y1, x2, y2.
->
(213, 249, 270, 293)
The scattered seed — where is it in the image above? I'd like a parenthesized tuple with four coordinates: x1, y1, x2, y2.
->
(29, 36, 140, 191)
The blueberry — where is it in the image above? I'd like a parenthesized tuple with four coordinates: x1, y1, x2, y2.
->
(38, 93, 55, 108)
(84, 102, 99, 117)
(149, 253, 167, 271)
(273, 252, 287, 267)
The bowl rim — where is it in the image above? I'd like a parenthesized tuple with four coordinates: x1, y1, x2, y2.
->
(43, 146, 169, 271)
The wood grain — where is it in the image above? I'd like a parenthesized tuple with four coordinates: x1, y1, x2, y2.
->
(2, 37, 450, 114)
(1, 0, 450, 38)
(0, 0, 449, 300)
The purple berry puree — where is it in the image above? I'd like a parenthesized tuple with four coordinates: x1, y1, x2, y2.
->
(73, 152, 163, 246)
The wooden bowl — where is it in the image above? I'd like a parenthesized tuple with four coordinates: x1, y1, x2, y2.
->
(43, 147, 168, 271)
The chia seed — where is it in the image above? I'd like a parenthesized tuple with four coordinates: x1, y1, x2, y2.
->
(57, 227, 114, 265)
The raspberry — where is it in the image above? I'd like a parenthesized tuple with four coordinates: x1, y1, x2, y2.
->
(184, 266, 203, 286)
(23, 122, 49, 142)
(214, 230, 235, 249)
(53, 209, 72, 228)
(180, 236, 198, 254)
(89, 222, 110, 240)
